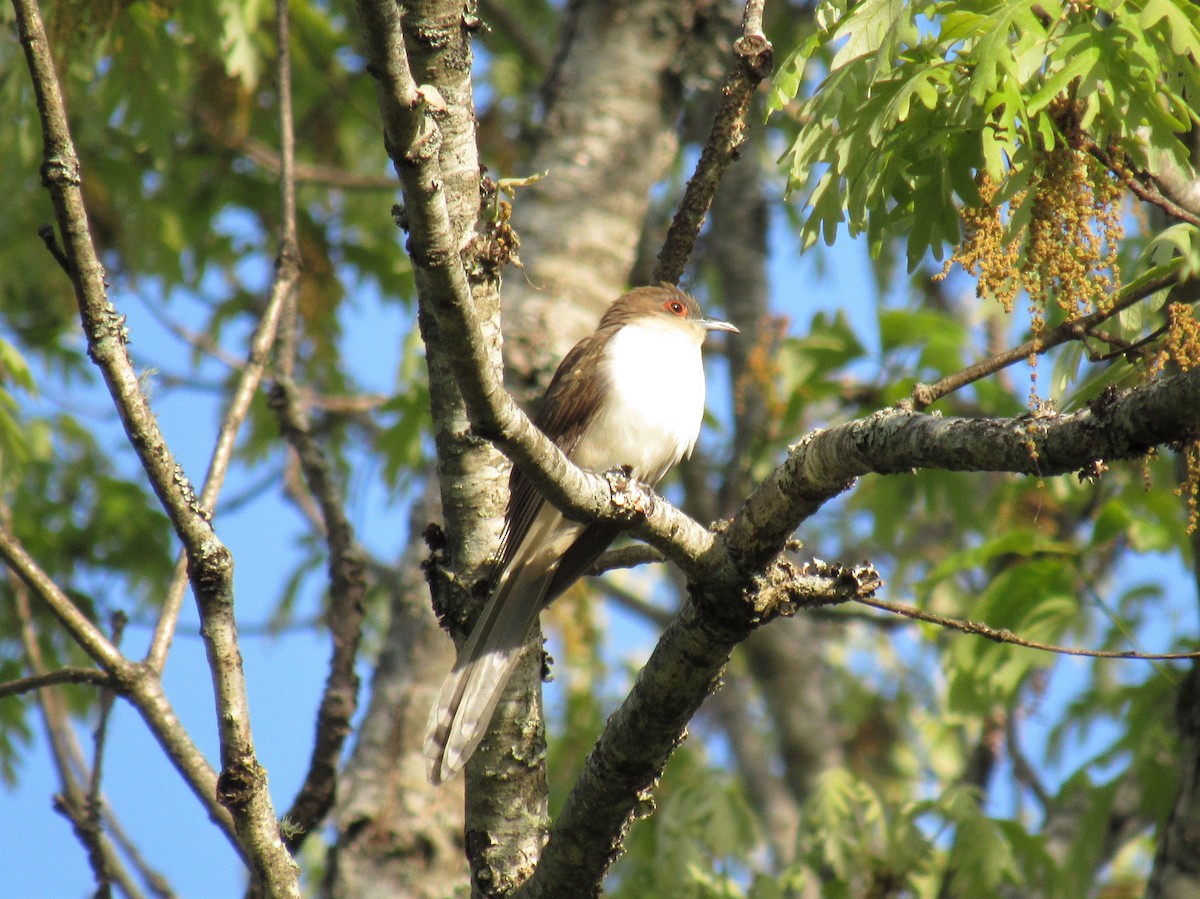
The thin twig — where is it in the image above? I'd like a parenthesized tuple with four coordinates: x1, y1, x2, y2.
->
(855, 594, 1200, 660)
(144, 103, 301, 676)
(0, 505, 238, 846)
(9, 573, 142, 899)
(0, 667, 113, 698)
(904, 261, 1185, 410)
(1081, 134, 1200, 228)
(269, 380, 368, 852)
(1005, 712, 1051, 807)
(134, 294, 247, 371)
(81, 612, 126, 899)
(0, 520, 124, 672)
(262, 0, 366, 853)
(143, 267, 297, 671)
(37, 223, 70, 273)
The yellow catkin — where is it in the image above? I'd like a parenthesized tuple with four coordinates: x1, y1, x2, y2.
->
(942, 108, 1124, 408)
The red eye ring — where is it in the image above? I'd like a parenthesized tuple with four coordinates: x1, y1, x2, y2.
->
(664, 299, 686, 316)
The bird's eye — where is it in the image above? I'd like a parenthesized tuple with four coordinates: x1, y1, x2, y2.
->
(664, 300, 686, 316)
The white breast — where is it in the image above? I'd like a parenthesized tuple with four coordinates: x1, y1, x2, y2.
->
(571, 319, 706, 485)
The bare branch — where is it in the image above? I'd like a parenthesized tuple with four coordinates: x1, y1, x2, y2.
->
(269, 379, 367, 850)
(520, 559, 882, 898)
(11, 3, 293, 887)
(228, 0, 367, 853)
(77, 613, 126, 899)
(856, 594, 1200, 660)
(9, 577, 144, 899)
(727, 365, 1200, 575)
(905, 262, 1186, 410)
(37, 222, 70, 273)
(1081, 134, 1200, 228)
(0, 507, 238, 846)
(653, 5, 773, 285)
(0, 519, 124, 673)
(0, 667, 113, 699)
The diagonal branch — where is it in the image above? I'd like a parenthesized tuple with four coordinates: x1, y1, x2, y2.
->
(248, 0, 368, 855)
(521, 559, 883, 898)
(0, 507, 238, 849)
(9, 575, 143, 899)
(857, 594, 1200, 660)
(0, 667, 114, 699)
(269, 377, 367, 851)
(726, 366, 1200, 572)
(10, 0, 295, 892)
(905, 261, 1186, 410)
(653, 0, 773, 286)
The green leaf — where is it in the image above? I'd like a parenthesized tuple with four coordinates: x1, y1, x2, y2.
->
(219, 0, 268, 87)
(829, 0, 910, 71)
(766, 43, 812, 117)
(1138, 0, 1200, 57)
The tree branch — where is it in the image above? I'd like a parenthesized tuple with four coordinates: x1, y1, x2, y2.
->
(269, 378, 367, 850)
(726, 366, 1200, 573)
(857, 595, 1200, 660)
(245, 0, 368, 853)
(1081, 133, 1200, 228)
(0, 508, 238, 849)
(10, 1, 293, 887)
(653, 2, 772, 286)
(0, 667, 114, 699)
(520, 559, 882, 898)
(905, 261, 1186, 410)
(9, 576, 141, 899)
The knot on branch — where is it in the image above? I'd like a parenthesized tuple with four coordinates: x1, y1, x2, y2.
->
(84, 300, 130, 352)
(39, 153, 81, 188)
(215, 755, 267, 812)
(733, 33, 773, 80)
(187, 540, 233, 602)
(799, 558, 884, 605)
(422, 522, 487, 638)
(603, 467, 657, 524)
(746, 557, 883, 624)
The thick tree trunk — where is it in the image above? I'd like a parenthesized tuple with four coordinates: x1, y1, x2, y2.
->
(327, 499, 467, 898)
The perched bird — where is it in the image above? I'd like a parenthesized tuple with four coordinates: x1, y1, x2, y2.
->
(425, 284, 737, 785)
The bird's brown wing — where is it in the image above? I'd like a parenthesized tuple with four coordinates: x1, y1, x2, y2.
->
(426, 324, 620, 785)
(495, 325, 615, 574)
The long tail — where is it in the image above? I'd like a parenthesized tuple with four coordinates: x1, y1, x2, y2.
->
(424, 555, 555, 785)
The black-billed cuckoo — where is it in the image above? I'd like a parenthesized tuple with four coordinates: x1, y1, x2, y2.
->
(425, 284, 737, 785)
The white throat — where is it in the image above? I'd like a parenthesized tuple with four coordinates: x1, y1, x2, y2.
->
(570, 318, 706, 485)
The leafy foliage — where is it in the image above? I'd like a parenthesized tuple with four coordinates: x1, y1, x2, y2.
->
(770, 0, 1200, 268)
